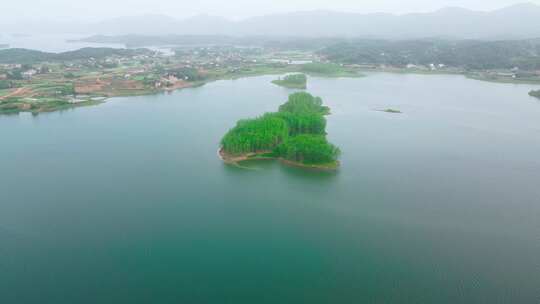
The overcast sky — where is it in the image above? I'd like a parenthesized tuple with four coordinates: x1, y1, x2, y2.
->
(2, 0, 540, 22)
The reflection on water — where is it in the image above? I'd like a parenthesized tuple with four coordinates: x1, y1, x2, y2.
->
(222, 159, 339, 181)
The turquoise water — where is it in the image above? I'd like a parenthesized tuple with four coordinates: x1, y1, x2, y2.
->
(1, 73, 540, 303)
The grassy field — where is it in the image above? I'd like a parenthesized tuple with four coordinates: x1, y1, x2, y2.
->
(207, 65, 299, 80)
(300, 63, 363, 77)
(0, 97, 103, 115)
(0, 89, 11, 97)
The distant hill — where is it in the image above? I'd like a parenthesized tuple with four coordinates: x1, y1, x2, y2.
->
(2, 3, 540, 40)
(0, 48, 151, 64)
(93, 15, 182, 36)
(80, 3, 540, 39)
(0, 49, 51, 64)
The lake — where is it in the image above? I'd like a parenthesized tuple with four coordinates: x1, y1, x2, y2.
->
(1, 73, 540, 303)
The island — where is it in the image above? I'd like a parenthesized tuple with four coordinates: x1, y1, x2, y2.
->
(377, 108, 402, 114)
(0, 44, 9, 49)
(272, 73, 307, 89)
(219, 92, 341, 170)
(529, 90, 540, 99)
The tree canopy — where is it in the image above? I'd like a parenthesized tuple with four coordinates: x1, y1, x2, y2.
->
(275, 134, 340, 164)
(220, 114, 289, 154)
(320, 39, 540, 70)
(278, 92, 329, 115)
(221, 92, 340, 166)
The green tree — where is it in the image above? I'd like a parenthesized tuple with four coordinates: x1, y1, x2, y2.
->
(275, 134, 340, 164)
(221, 92, 340, 165)
(221, 114, 289, 155)
(278, 92, 329, 115)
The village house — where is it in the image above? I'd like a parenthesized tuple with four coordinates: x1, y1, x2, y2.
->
(167, 74, 178, 83)
(22, 69, 38, 79)
(160, 74, 179, 86)
(129, 69, 146, 74)
(1, 63, 21, 69)
(496, 72, 516, 78)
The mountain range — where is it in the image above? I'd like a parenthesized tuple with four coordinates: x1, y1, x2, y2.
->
(5, 3, 540, 39)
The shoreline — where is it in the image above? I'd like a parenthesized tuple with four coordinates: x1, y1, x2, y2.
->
(6, 67, 537, 116)
(0, 67, 360, 115)
(218, 148, 339, 171)
(271, 80, 307, 89)
(358, 67, 540, 85)
(0, 67, 299, 115)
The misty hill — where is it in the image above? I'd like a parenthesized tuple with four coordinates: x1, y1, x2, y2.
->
(0, 48, 151, 64)
(82, 3, 540, 40)
(93, 15, 181, 36)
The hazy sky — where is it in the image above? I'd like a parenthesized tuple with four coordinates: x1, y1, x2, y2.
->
(3, 0, 540, 22)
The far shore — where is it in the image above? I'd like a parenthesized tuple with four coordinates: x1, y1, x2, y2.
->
(3, 66, 365, 115)
(6, 66, 537, 116)
(358, 66, 540, 85)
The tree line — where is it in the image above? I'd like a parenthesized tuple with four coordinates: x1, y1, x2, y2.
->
(320, 39, 540, 70)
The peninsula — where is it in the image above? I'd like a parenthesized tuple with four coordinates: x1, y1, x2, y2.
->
(0, 47, 363, 115)
(220, 92, 341, 170)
